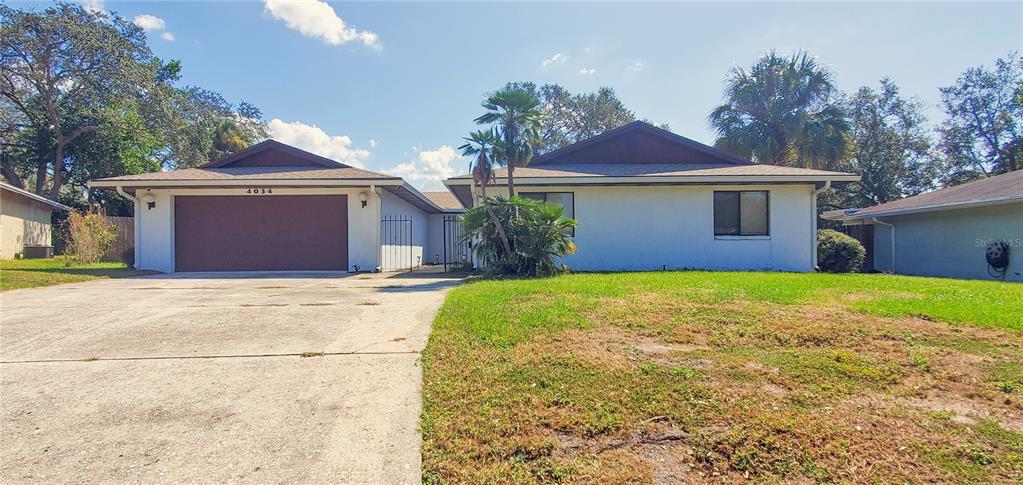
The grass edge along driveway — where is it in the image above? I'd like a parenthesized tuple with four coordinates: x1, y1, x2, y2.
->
(0, 257, 151, 291)
(421, 272, 1023, 484)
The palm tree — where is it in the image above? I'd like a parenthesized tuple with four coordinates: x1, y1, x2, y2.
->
(458, 129, 497, 198)
(458, 128, 513, 260)
(474, 87, 542, 196)
(709, 50, 850, 169)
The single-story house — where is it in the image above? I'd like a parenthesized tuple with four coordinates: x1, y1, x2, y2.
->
(90, 140, 463, 273)
(444, 121, 859, 272)
(824, 170, 1023, 282)
(0, 182, 71, 259)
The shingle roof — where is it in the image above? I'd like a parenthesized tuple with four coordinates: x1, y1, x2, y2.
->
(0, 182, 71, 211)
(849, 170, 1023, 218)
(92, 166, 398, 183)
(449, 163, 855, 179)
(92, 140, 398, 184)
(422, 191, 464, 210)
(529, 121, 753, 166)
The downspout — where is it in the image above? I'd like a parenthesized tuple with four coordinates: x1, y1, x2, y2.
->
(871, 217, 896, 274)
(116, 185, 141, 270)
(810, 180, 831, 270)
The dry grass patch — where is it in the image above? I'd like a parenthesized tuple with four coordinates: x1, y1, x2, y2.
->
(422, 272, 1023, 483)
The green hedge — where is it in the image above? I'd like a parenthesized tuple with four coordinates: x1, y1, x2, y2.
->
(817, 229, 866, 273)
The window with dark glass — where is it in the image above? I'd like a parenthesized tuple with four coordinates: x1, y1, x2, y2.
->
(713, 191, 769, 236)
(520, 192, 575, 236)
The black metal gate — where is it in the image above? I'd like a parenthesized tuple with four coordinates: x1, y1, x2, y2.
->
(381, 215, 414, 272)
(442, 214, 471, 271)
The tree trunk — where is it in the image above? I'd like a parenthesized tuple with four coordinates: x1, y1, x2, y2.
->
(49, 140, 65, 200)
(35, 158, 47, 194)
(771, 131, 790, 166)
(485, 202, 513, 259)
(46, 125, 100, 200)
(1, 161, 24, 188)
(507, 163, 515, 198)
(475, 177, 512, 264)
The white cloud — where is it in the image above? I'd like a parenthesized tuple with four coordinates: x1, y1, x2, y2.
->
(626, 61, 644, 73)
(268, 119, 371, 168)
(579, 67, 596, 76)
(80, 0, 105, 15)
(383, 145, 462, 190)
(161, 32, 176, 42)
(541, 53, 569, 67)
(263, 0, 380, 49)
(368, 139, 377, 148)
(133, 14, 166, 31)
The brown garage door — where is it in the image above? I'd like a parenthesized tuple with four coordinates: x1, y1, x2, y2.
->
(174, 195, 348, 272)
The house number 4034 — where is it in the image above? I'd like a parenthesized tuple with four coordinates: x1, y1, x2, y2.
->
(246, 188, 272, 194)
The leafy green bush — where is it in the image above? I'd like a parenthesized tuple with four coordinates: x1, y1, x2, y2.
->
(817, 229, 866, 273)
(461, 196, 577, 277)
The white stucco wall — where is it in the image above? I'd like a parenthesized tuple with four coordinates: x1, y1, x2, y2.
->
(530, 184, 816, 272)
(426, 214, 446, 266)
(424, 213, 471, 267)
(0, 191, 54, 259)
(132, 187, 381, 273)
(872, 202, 1023, 282)
(380, 190, 429, 271)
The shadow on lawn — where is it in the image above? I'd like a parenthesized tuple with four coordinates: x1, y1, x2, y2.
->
(9, 266, 154, 278)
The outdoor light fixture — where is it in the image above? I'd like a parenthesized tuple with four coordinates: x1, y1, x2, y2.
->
(141, 190, 156, 210)
(358, 191, 369, 208)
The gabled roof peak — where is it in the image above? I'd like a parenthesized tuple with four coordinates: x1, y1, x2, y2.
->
(201, 139, 348, 169)
(529, 121, 753, 166)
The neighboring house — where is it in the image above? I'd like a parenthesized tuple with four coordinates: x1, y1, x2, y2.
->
(824, 170, 1023, 282)
(444, 121, 859, 272)
(0, 182, 71, 259)
(90, 140, 463, 273)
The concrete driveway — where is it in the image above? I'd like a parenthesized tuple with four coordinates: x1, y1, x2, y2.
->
(0, 270, 462, 483)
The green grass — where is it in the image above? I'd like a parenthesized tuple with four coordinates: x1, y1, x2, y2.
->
(422, 271, 1023, 483)
(0, 257, 150, 291)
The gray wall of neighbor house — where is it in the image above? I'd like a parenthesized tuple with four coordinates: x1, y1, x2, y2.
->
(0, 191, 54, 259)
(872, 203, 1023, 282)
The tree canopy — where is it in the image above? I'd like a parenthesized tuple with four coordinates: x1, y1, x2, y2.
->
(502, 82, 636, 156)
(708, 50, 1021, 221)
(474, 86, 542, 196)
(839, 79, 938, 207)
(0, 2, 266, 212)
(709, 50, 850, 169)
(936, 53, 1022, 184)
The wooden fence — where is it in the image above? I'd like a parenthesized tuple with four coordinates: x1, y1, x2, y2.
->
(103, 216, 134, 264)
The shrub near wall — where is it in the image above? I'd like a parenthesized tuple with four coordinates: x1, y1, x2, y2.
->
(817, 229, 866, 273)
(63, 210, 117, 265)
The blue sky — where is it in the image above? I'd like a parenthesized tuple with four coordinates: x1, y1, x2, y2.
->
(26, 1, 1023, 189)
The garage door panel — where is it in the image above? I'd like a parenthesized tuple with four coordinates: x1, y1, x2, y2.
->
(174, 195, 348, 272)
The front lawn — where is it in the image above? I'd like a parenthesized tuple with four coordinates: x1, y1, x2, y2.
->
(0, 257, 149, 291)
(422, 272, 1023, 483)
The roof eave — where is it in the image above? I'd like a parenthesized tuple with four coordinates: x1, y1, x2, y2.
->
(444, 174, 860, 186)
(845, 195, 1023, 220)
(384, 182, 464, 214)
(89, 178, 403, 189)
(0, 183, 71, 211)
